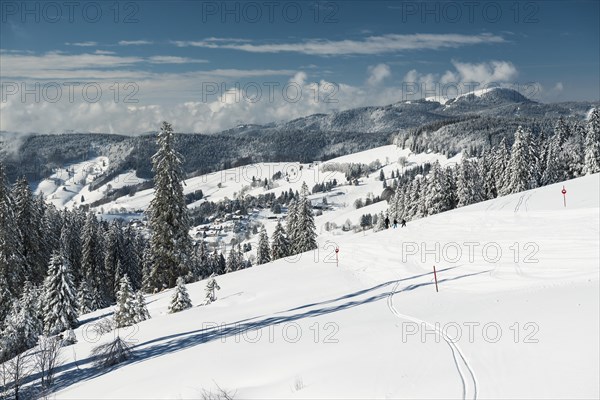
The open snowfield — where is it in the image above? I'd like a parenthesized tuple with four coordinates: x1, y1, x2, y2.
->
(48, 173, 599, 399)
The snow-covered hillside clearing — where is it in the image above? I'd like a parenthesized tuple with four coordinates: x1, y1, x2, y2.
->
(47, 173, 599, 399)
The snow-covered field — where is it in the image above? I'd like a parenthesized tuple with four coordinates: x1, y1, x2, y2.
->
(49, 173, 600, 399)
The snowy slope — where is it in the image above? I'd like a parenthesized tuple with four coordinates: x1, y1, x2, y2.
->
(75, 145, 458, 215)
(50, 173, 600, 399)
(34, 157, 110, 209)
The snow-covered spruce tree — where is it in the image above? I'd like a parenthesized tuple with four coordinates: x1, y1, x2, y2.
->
(478, 151, 495, 200)
(0, 162, 25, 299)
(206, 249, 219, 276)
(270, 220, 290, 260)
(0, 275, 12, 331)
(147, 122, 193, 292)
(568, 122, 586, 178)
(456, 158, 484, 208)
(204, 274, 221, 304)
(398, 186, 408, 220)
(293, 182, 318, 254)
(492, 138, 511, 196)
(1, 281, 43, 358)
(419, 177, 428, 218)
(43, 252, 78, 335)
(406, 178, 423, 220)
(134, 291, 150, 323)
(286, 199, 299, 247)
(104, 221, 123, 302)
(225, 245, 243, 273)
(502, 126, 538, 195)
(125, 226, 143, 291)
(426, 161, 452, 215)
(13, 177, 46, 285)
(114, 275, 136, 329)
(193, 240, 209, 280)
(77, 280, 93, 315)
(374, 211, 386, 232)
(387, 187, 397, 220)
(256, 228, 271, 265)
(168, 276, 192, 313)
(541, 133, 570, 185)
(554, 116, 571, 145)
(584, 108, 600, 174)
(81, 212, 104, 309)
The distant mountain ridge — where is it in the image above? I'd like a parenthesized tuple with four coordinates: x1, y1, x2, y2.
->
(1, 88, 598, 183)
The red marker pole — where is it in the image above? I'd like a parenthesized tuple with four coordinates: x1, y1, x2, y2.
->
(562, 186, 567, 208)
(433, 266, 439, 293)
(335, 247, 339, 267)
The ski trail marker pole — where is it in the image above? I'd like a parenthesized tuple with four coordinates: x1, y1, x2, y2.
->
(335, 247, 339, 267)
(562, 186, 567, 208)
(433, 265, 439, 292)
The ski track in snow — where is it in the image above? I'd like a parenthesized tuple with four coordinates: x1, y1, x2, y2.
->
(386, 281, 479, 400)
(513, 194, 525, 213)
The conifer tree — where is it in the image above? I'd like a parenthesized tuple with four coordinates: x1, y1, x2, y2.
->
(293, 182, 318, 253)
(114, 275, 136, 328)
(492, 138, 510, 196)
(0, 275, 12, 331)
(43, 252, 78, 335)
(13, 177, 45, 284)
(104, 221, 123, 302)
(388, 185, 400, 220)
(457, 158, 484, 207)
(376, 211, 387, 231)
(0, 162, 24, 298)
(225, 246, 242, 273)
(148, 121, 192, 291)
(286, 199, 299, 246)
(77, 280, 93, 315)
(426, 162, 452, 215)
(584, 108, 600, 174)
(168, 277, 192, 313)
(502, 127, 538, 195)
(256, 227, 271, 265)
(478, 152, 495, 200)
(541, 134, 570, 185)
(81, 212, 104, 309)
(1, 281, 42, 356)
(134, 291, 150, 323)
(406, 178, 422, 220)
(193, 240, 209, 279)
(270, 220, 290, 260)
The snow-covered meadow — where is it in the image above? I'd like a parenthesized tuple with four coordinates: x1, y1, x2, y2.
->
(47, 173, 599, 399)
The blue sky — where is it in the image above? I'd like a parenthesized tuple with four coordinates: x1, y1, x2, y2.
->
(1, 0, 598, 134)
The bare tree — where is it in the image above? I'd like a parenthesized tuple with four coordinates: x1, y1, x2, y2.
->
(1, 349, 34, 400)
(35, 335, 63, 390)
(200, 382, 236, 400)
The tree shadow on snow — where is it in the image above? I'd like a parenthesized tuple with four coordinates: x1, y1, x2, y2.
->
(40, 268, 488, 397)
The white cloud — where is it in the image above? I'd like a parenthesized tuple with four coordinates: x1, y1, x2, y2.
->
(118, 40, 154, 46)
(65, 42, 98, 47)
(451, 60, 518, 83)
(367, 64, 391, 86)
(172, 33, 505, 55)
(0, 52, 217, 79)
(401, 60, 520, 100)
(147, 56, 208, 64)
